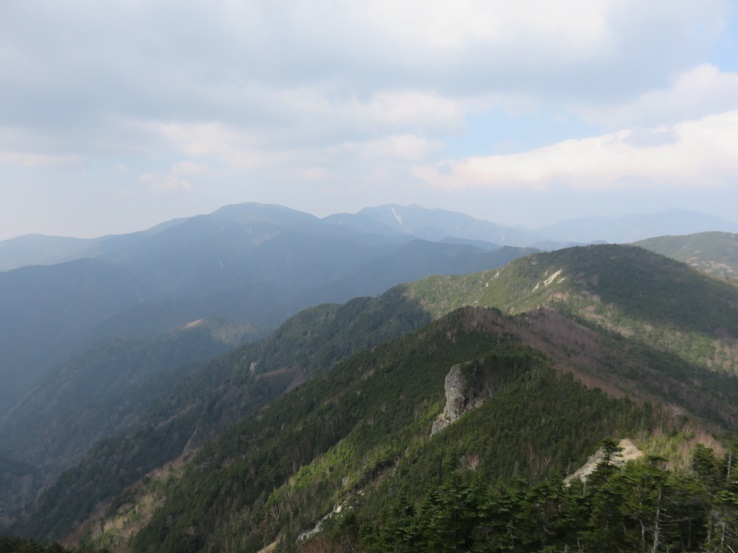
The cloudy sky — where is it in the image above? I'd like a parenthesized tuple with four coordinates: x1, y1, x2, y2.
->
(2, 0, 738, 240)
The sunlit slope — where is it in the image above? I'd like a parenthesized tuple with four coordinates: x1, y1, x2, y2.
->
(405, 244, 738, 373)
(11, 244, 738, 550)
(636, 231, 738, 282)
(91, 309, 662, 553)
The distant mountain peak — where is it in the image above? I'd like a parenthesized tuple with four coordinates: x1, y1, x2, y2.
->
(326, 204, 546, 247)
(209, 202, 320, 225)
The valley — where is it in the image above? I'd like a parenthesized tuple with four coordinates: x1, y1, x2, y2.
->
(7, 1, 738, 550)
(1, 204, 738, 552)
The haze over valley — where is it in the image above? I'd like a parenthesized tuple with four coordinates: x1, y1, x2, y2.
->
(4, 1, 738, 551)
(2, 202, 738, 552)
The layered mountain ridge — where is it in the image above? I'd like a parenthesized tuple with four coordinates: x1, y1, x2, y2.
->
(3, 205, 738, 552)
(0, 204, 539, 418)
(3, 241, 738, 553)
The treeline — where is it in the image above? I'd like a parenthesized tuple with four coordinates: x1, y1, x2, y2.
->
(10, 294, 430, 543)
(124, 309, 661, 553)
(309, 441, 738, 552)
(28, 306, 732, 553)
(0, 535, 81, 553)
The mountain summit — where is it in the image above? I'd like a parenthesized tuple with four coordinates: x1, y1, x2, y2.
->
(324, 204, 545, 246)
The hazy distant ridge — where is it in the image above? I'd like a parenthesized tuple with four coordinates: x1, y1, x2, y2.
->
(535, 209, 738, 243)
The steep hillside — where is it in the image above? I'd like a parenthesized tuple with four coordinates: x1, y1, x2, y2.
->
(0, 455, 39, 527)
(265, 241, 539, 320)
(406, 244, 738, 374)
(0, 203, 534, 419)
(8, 291, 431, 541)
(0, 259, 152, 415)
(9, 244, 738, 551)
(78, 308, 724, 553)
(0, 535, 78, 553)
(636, 231, 738, 282)
(0, 318, 262, 522)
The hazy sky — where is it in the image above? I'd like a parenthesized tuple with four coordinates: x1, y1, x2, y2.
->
(2, 0, 738, 240)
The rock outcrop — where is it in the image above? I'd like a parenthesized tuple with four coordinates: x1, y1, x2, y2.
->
(431, 364, 486, 435)
(564, 438, 643, 485)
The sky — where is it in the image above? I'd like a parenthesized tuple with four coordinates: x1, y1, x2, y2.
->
(1, 0, 738, 240)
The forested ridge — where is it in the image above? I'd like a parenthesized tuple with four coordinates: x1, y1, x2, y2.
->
(636, 231, 738, 282)
(84, 308, 714, 552)
(7, 292, 430, 542)
(3, 244, 738, 552)
(316, 440, 738, 552)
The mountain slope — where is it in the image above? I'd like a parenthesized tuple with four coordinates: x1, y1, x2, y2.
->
(0, 234, 94, 272)
(324, 204, 544, 246)
(0, 314, 260, 520)
(0, 203, 535, 417)
(0, 216, 188, 273)
(85, 308, 692, 553)
(263, 241, 539, 320)
(635, 231, 738, 282)
(0, 317, 262, 520)
(10, 244, 738, 550)
(0, 259, 151, 415)
(8, 291, 431, 540)
(406, 244, 738, 373)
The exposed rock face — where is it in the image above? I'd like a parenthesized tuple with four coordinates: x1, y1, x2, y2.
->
(431, 364, 485, 435)
(564, 438, 643, 485)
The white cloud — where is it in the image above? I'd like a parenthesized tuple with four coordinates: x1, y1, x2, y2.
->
(140, 161, 207, 192)
(171, 161, 206, 176)
(580, 64, 738, 129)
(336, 134, 443, 162)
(116, 88, 460, 172)
(0, 0, 730, 172)
(0, 151, 81, 168)
(414, 111, 738, 191)
(359, 0, 611, 55)
(1, 0, 729, 122)
(340, 91, 465, 135)
(1, 0, 736, 240)
(140, 172, 192, 192)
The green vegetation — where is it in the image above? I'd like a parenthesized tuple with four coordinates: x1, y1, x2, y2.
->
(405, 244, 738, 373)
(0, 317, 261, 525)
(0, 535, 80, 553)
(76, 308, 663, 553)
(9, 292, 430, 542)
(311, 441, 738, 553)
(637, 231, 738, 282)
(9, 244, 738, 552)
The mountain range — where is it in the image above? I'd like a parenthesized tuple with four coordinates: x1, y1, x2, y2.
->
(2, 204, 738, 552)
(0, 204, 540, 417)
(4, 204, 738, 273)
(2, 203, 735, 416)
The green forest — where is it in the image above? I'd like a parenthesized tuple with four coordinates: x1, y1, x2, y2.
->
(303, 441, 738, 552)
(3, 244, 738, 553)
